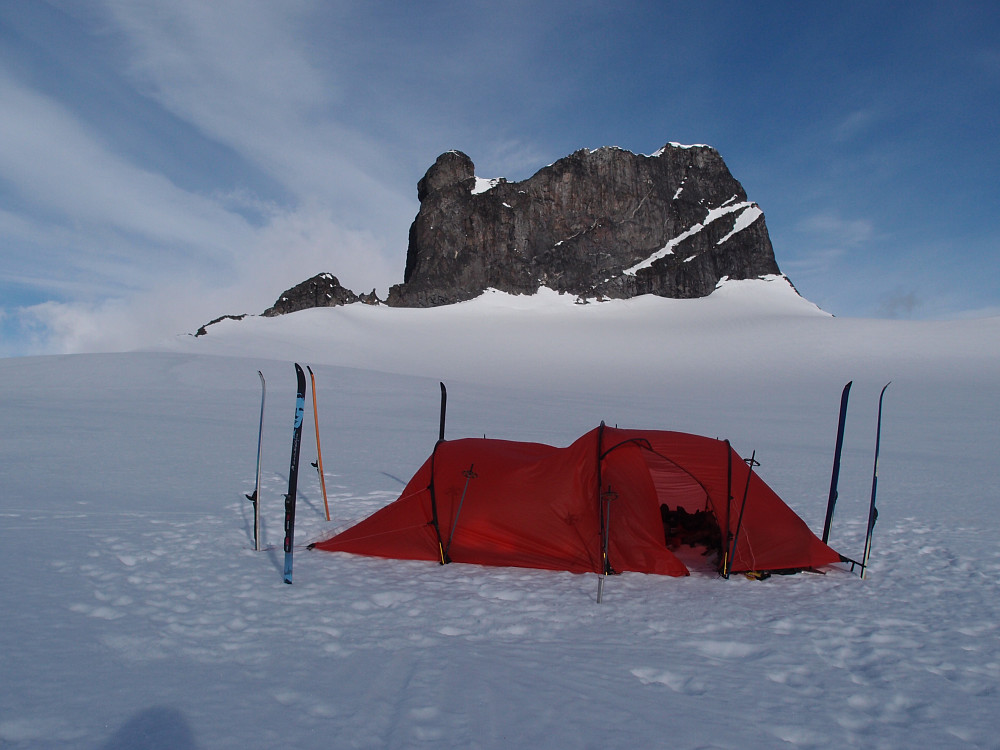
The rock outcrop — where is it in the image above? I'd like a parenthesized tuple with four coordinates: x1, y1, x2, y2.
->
(262, 273, 379, 317)
(386, 144, 781, 306)
(194, 314, 247, 337)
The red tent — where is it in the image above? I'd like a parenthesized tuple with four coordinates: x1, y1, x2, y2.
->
(312, 425, 841, 576)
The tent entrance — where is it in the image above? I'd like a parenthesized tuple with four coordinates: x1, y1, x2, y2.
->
(639, 448, 725, 571)
(659, 504, 723, 571)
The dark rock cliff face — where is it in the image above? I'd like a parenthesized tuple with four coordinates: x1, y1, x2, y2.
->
(386, 144, 781, 307)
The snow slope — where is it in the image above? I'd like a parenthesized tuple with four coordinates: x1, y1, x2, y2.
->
(2, 279, 999, 748)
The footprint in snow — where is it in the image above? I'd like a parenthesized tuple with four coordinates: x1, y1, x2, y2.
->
(631, 667, 707, 695)
(686, 639, 767, 660)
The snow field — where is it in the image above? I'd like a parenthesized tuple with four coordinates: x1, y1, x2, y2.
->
(1, 284, 999, 748)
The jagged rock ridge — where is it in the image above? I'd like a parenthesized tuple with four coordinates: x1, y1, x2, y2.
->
(386, 143, 781, 307)
(262, 273, 379, 317)
(195, 273, 378, 336)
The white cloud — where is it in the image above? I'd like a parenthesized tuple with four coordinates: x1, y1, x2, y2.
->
(0, 69, 253, 259)
(13, 205, 396, 355)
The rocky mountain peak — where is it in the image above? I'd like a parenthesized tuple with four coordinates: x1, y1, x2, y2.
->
(417, 150, 476, 201)
(386, 142, 782, 307)
(196, 140, 789, 334)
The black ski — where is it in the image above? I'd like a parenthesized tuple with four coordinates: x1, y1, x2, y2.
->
(438, 381, 447, 442)
(246, 370, 266, 551)
(861, 382, 890, 578)
(283, 364, 307, 584)
(822, 381, 852, 544)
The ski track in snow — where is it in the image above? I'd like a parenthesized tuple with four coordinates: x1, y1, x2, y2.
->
(1, 291, 999, 749)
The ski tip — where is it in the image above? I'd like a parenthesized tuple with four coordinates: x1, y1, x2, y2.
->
(283, 576, 293, 584)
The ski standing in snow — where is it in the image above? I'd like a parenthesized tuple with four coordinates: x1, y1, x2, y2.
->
(283, 364, 307, 584)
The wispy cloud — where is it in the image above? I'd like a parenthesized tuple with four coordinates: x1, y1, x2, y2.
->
(100, 0, 413, 224)
(9, 203, 397, 355)
(832, 108, 883, 143)
(796, 212, 875, 247)
(0, 70, 252, 258)
(782, 211, 877, 281)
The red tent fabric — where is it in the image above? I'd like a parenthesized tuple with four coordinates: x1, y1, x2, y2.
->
(312, 426, 841, 576)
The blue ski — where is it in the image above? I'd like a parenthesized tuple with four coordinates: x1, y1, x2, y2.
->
(283, 364, 307, 583)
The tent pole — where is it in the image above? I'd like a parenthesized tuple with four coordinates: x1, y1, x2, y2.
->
(723, 441, 733, 578)
(727, 451, 759, 578)
(428, 444, 447, 565)
(596, 423, 607, 603)
(444, 464, 477, 561)
(597, 485, 616, 603)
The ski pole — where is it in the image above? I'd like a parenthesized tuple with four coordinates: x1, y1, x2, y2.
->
(307, 366, 330, 521)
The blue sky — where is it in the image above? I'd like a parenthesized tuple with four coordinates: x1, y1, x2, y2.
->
(1, 1, 998, 355)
